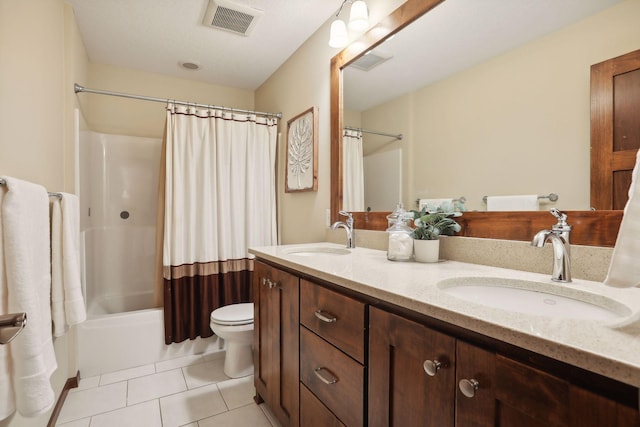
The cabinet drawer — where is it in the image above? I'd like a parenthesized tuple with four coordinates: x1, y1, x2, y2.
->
(300, 327, 364, 427)
(300, 384, 346, 427)
(300, 279, 366, 363)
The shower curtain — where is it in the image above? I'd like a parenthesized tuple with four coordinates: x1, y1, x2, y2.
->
(343, 129, 365, 211)
(158, 104, 278, 344)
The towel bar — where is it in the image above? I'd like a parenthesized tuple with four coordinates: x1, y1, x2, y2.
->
(0, 312, 27, 345)
(0, 178, 62, 198)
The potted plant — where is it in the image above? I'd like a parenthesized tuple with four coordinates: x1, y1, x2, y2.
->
(411, 208, 461, 262)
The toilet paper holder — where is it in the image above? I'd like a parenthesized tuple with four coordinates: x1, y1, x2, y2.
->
(0, 312, 27, 345)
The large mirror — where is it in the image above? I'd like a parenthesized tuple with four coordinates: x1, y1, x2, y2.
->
(331, 0, 635, 244)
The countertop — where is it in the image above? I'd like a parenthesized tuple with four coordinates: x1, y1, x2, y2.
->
(249, 242, 640, 388)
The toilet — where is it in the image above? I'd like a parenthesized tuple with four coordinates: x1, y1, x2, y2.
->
(209, 303, 254, 378)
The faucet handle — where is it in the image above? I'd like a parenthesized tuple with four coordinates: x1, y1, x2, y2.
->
(338, 210, 354, 227)
(549, 208, 566, 221)
(550, 208, 571, 232)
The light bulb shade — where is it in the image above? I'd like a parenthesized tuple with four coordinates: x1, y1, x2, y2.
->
(349, 1, 369, 32)
(329, 19, 349, 48)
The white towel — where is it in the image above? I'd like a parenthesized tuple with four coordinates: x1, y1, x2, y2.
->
(0, 185, 16, 421)
(50, 193, 86, 337)
(486, 195, 539, 211)
(1, 177, 56, 417)
(605, 149, 640, 287)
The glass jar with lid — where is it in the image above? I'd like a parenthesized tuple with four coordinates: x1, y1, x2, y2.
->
(386, 204, 414, 261)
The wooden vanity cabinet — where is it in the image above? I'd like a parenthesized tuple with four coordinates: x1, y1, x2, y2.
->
(253, 261, 299, 427)
(369, 306, 640, 427)
(253, 258, 639, 427)
(299, 279, 367, 427)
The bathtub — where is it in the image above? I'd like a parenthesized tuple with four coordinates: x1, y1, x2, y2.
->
(77, 131, 221, 377)
(77, 308, 221, 377)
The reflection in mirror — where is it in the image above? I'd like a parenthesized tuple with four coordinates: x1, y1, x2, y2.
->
(341, 0, 633, 213)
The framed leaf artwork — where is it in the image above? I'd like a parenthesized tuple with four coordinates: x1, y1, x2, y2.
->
(286, 106, 318, 192)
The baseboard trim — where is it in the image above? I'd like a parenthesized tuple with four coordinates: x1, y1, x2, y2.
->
(47, 371, 80, 427)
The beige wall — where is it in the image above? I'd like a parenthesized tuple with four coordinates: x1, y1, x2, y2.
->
(0, 1, 84, 426)
(82, 63, 255, 138)
(255, 0, 404, 244)
(362, 0, 640, 212)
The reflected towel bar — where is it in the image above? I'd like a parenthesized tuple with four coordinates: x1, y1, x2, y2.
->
(482, 193, 559, 204)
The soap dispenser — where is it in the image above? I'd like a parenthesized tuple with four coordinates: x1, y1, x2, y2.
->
(386, 203, 414, 262)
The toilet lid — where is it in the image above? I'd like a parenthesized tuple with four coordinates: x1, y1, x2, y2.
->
(210, 303, 254, 326)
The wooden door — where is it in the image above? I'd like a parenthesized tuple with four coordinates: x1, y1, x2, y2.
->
(253, 261, 300, 427)
(591, 49, 640, 210)
(368, 307, 456, 427)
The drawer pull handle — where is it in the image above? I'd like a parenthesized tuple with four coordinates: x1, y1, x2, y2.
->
(314, 367, 338, 385)
(314, 310, 337, 323)
(423, 359, 443, 377)
(459, 379, 480, 398)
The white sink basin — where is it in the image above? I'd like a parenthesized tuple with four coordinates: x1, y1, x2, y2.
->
(283, 246, 351, 256)
(438, 277, 631, 321)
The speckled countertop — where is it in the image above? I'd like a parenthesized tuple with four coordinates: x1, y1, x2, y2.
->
(249, 242, 640, 388)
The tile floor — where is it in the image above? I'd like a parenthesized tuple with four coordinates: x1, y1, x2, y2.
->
(56, 352, 281, 427)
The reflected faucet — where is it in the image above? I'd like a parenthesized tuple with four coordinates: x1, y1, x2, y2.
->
(332, 210, 355, 248)
(531, 208, 572, 283)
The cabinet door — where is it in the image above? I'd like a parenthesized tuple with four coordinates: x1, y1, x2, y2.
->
(253, 261, 299, 427)
(369, 306, 456, 427)
(569, 386, 640, 427)
(457, 341, 570, 427)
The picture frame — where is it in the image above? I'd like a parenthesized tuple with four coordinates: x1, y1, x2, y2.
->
(286, 106, 318, 192)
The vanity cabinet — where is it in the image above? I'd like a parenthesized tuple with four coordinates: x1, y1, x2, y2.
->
(299, 279, 366, 427)
(369, 306, 640, 427)
(253, 261, 299, 427)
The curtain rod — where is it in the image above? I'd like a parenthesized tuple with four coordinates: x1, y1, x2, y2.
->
(0, 178, 62, 198)
(74, 83, 282, 119)
(344, 126, 403, 140)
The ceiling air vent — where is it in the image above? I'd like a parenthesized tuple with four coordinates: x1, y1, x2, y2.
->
(350, 50, 393, 71)
(202, 0, 264, 36)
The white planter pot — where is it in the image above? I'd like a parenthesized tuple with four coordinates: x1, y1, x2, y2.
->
(413, 239, 440, 263)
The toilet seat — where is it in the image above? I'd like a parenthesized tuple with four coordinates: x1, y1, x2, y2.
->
(210, 303, 254, 326)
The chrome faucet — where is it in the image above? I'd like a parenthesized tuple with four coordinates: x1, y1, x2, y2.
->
(531, 208, 572, 283)
(331, 210, 355, 248)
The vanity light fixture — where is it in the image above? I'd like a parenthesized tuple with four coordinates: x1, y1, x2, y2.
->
(328, 0, 369, 48)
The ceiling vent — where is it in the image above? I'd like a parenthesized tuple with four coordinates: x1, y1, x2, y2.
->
(202, 0, 263, 36)
(350, 50, 393, 71)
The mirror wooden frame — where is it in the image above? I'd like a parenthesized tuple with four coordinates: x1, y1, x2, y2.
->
(330, 0, 623, 247)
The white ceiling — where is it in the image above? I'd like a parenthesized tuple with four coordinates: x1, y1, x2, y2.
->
(66, 0, 344, 90)
(67, 0, 625, 104)
(344, 0, 625, 112)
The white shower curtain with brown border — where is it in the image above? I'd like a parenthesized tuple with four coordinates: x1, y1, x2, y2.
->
(342, 129, 365, 212)
(159, 104, 277, 344)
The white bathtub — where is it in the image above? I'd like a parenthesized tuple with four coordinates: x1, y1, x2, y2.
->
(77, 308, 221, 377)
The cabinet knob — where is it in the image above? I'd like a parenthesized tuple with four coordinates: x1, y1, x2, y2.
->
(263, 278, 280, 290)
(423, 359, 443, 376)
(314, 309, 337, 323)
(314, 367, 339, 385)
(459, 379, 480, 398)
